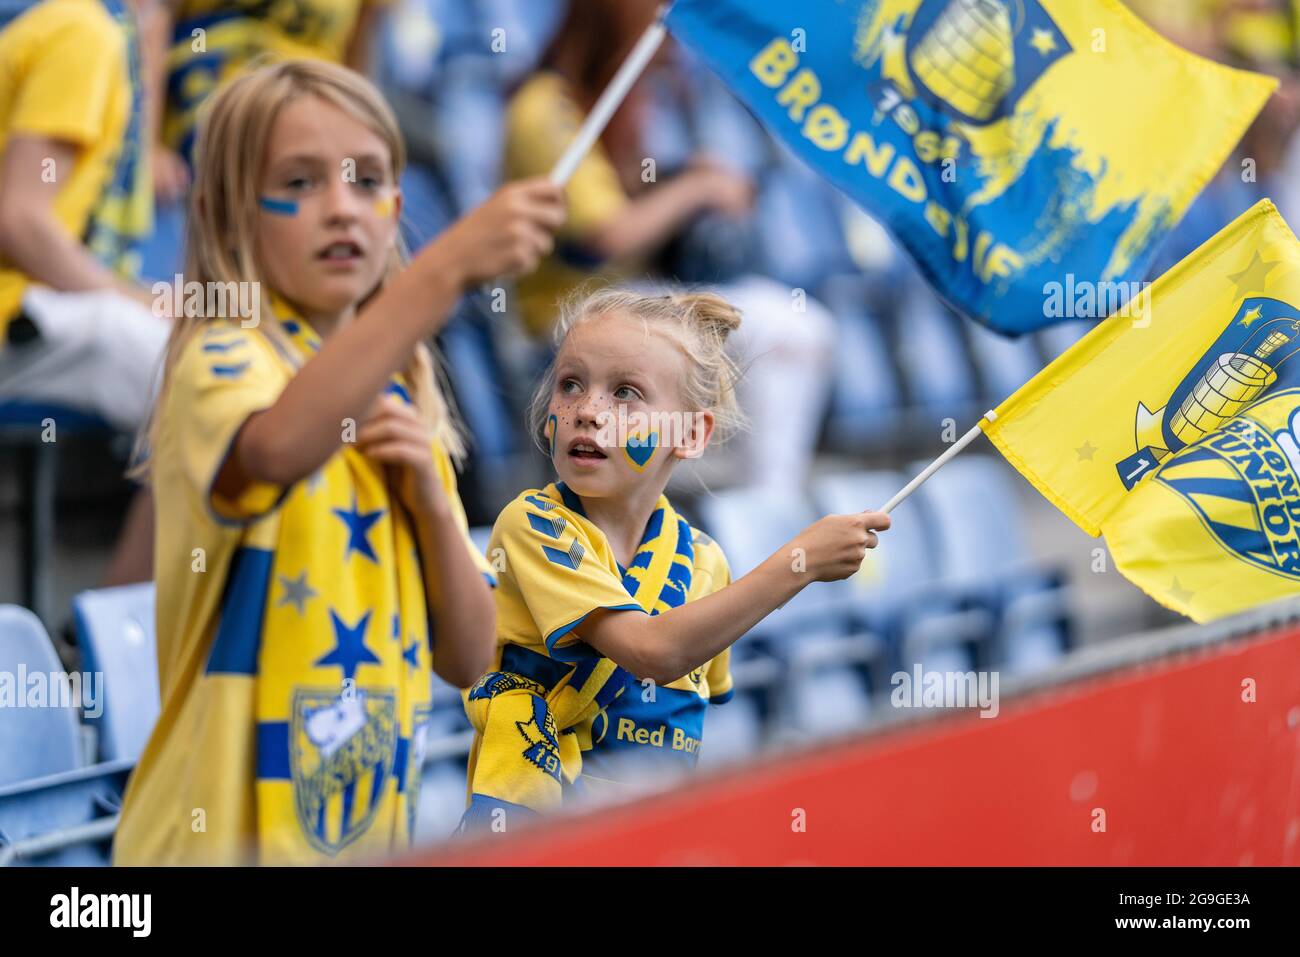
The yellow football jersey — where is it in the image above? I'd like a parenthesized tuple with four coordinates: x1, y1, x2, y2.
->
(0, 0, 136, 338)
(114, 309, 491, 865)
(461, 482, 733, 824)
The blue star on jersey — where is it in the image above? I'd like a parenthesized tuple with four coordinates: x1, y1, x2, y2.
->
(316, 609, 381, 682)
(332, 493, 384, 564)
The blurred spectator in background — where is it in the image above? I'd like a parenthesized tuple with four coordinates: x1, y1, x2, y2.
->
(0, 0, 166, 587)
(504, 0, 835, 494)
(143, 0, 392, 204)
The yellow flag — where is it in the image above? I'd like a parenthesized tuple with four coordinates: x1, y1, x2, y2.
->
(984, 200, 1300, 622)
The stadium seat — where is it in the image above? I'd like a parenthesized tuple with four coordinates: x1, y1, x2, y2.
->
(697, 691, 763, 769)
(964, 321, 1048, 406)
(907, 455, 1072, 674)
(752, 156, 854, 291)
(696, 486, 885, 732)
(0, 607, 154, 865)
(1036, 319, 1095, 361)
(0, 759, 133, 866)
(72, 583, 160, 763)
(414, 758, 470, 845)
(809, 470, 994, 678)
(891, 285, 980, 424)
(0, 605, 82, 787)
(818, 273, 906, 451)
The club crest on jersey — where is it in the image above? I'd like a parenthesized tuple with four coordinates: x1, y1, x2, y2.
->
(898, 0, 1071, 127)
(291, 688, 398, 855)
(1117, 298, 1300, 490)
(1152, 390, 1300, 580)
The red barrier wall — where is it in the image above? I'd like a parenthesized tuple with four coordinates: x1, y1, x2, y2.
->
(408, 626, 1300, 866)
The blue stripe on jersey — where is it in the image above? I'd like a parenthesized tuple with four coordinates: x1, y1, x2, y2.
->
(201, 339, 245, 353)
(542, 543, 578, 569)
(256, 722, 290, 778)
(527, 511, 566, 539)
(206, 546, 273, 674)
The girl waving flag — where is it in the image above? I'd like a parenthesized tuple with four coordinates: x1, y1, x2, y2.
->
(461, 290, 892, 828)
(114, 60, 564, 865)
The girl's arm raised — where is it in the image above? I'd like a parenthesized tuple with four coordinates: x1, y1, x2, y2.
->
(218, 179, 564, 496)
(576, 511, 892, 685)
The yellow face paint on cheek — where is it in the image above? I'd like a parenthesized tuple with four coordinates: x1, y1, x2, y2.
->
(373, 193, 395, 218)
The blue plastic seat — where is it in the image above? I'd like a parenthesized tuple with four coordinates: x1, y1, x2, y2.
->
(72, 583, 160, 763)
(809, 471, 994, 678)
(965, 321, 1048, 406)
(0, 759, 133, 866)
(892, 284, 979, 422)
(752, 156, 854, 291)
(0, 607, 138, 866)
(697, 691, 763, 770)
(0, 606, 82, 786)
(696, 486, 885, 729)
(1036, 319, 1096, 361)
(907, 455, 1072, 673)
(818, 273, 905, 451)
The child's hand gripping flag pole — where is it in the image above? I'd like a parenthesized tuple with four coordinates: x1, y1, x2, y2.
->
(895, 200, 1300, 623)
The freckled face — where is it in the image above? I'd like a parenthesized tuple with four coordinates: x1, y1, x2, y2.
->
(547, 313, 693, 500)
(255, 95, 401, 322)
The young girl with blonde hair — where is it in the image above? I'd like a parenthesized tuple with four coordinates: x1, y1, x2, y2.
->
(114, 59, 564, 865)
(462, 288, 890, 828)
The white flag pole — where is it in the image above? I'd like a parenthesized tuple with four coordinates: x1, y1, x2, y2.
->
(880, 410, 998, 514)
(549, 5, 670, 186)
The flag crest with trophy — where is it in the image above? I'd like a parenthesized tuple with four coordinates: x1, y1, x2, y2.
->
(663, 0, 1276, 334)
(983, 200, 1300, 622)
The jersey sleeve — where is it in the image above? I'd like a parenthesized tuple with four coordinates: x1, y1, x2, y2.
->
(694, 531, 735, 704)
(168, 323, 289, 525)
(430, 438, 497, 587)
(9, 10, 126, 146)
(494, 495, 645, 662)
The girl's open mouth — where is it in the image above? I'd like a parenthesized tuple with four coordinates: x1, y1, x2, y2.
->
(568, 441, 608, 461)
(317, 241, 363, 262)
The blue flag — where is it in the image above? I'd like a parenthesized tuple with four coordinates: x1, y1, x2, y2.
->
(665, 0, 1275, 334)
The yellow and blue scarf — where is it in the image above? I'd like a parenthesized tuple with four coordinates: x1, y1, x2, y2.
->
(230, 307, 434, 861)
(83, 0, 151, 278)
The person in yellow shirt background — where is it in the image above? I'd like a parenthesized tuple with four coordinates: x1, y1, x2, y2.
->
(0, 0, 167, 591)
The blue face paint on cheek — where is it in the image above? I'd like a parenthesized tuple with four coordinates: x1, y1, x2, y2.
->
(545, 414, 558, 457)
(259, 196, 299, 216)
(622, 430, 659, 472)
